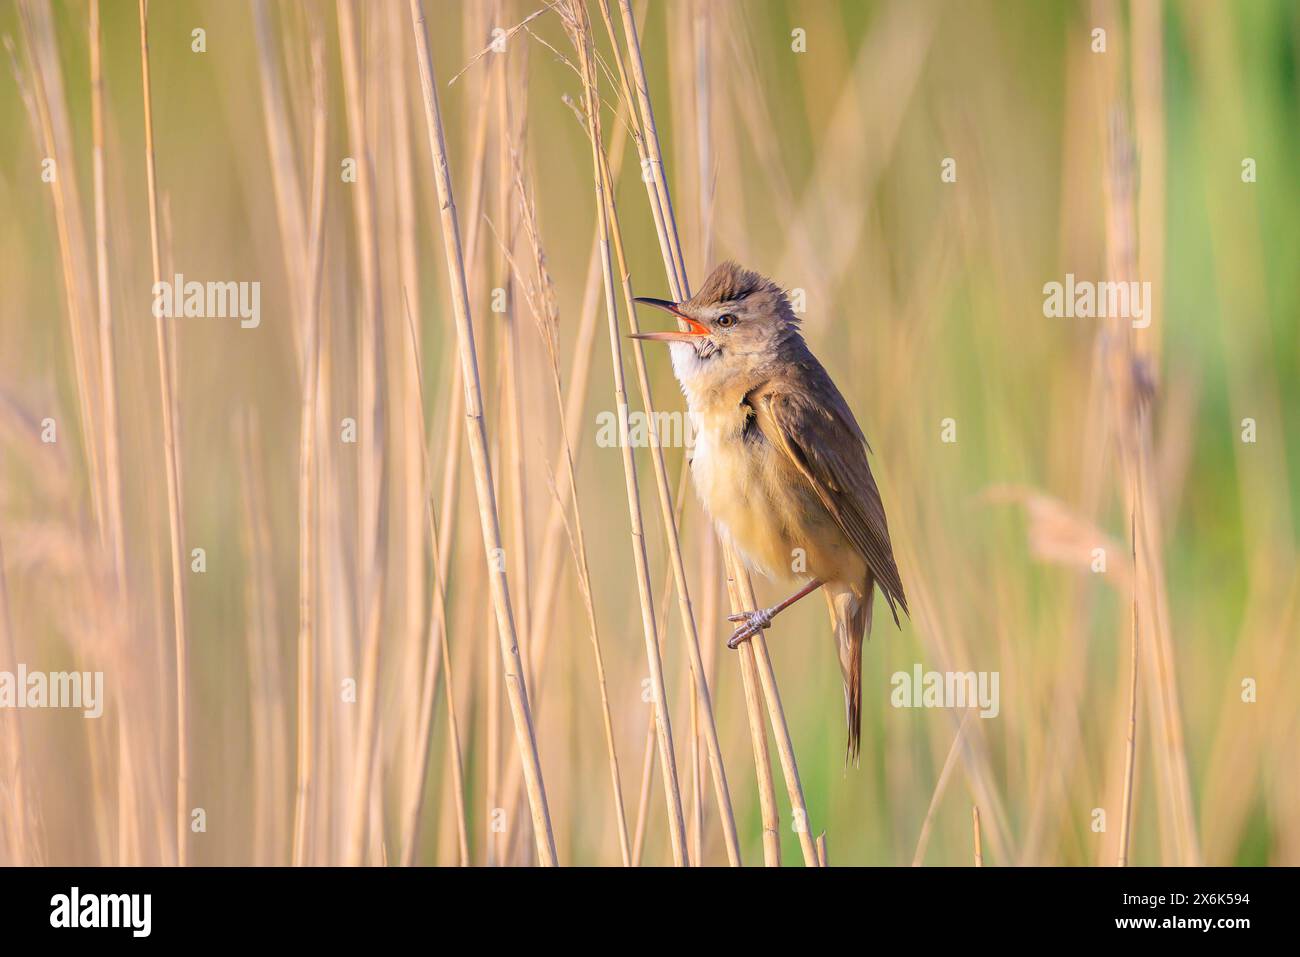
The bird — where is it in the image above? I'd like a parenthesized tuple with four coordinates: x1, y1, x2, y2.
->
(630, 261, 908, 761)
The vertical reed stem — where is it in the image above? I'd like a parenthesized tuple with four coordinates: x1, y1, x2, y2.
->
(137, 0, 190, 867)
(408, 0, 557, 866)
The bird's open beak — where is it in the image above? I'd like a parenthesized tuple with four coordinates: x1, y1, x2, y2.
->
(628, 297, 710, 342)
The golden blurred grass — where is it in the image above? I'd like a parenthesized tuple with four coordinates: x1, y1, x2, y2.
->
(0, 0, 1297, 866)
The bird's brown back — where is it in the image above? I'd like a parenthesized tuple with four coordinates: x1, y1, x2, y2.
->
(747, 349, 908, 623)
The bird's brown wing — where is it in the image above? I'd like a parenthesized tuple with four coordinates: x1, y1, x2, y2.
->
(752, 378, 908, 623)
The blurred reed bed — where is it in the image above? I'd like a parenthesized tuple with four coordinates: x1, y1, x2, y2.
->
(0, 0, 1296, 867)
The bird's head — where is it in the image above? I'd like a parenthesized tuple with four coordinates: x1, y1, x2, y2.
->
(630, 261, 801, 397)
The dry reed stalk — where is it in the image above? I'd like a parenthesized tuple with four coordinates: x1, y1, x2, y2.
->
(494, 150, 628, 865)
(1117, 512, 1139, 867)
(399, 293, 470, 867)
(383, 2, 429, 820)
(972, 807, 983, 867)
(397, 16, 498, 852)
(251, 0, 308, 366)
(606, 1, 686, 290)
(694, 508, 722, 860)
(629, 483, 697, 864)
(911, 710, 972, 866)
(606, 0, 820, 865)
(691, 0, 716, 270)
(582, 0, 743, 866)
(292, 32, 329, 868)
(89, 0, 126, 596)
(688, 647, 702, 861)
(777, 2, 932, 302)
(720, 19, 978, 865)
(1175, 1, 1295, 862)
(88, 0, 136, 869)
(737, 620, 821, 865)
(601, 0, 782, 865)
(311, 291, 347, 866)
(599, 156, 743, 866)
(653, 459, 701, 860)
(410, 48, 497, 861)
(1130, 0, 1166, 364)
(337, 0, 392, 867)
(461, 92, 638, 862)
(1093, 14, 1197, 859)
(502, 154, 633, 865)
(724, 549, 780, 865)
(565, 0, 689, 867)
(75, 563, 117, 866)
(485, 382, 508, 865)
(234, 412, 292, 866)
(15, 0, 105, 546)
(137, 0, 190, 867)
(496, 5, 534, 694)
(486, 479, 503, 865)
(409, 0, 558, 866)
(517, 112, 631, 703)
(9, 16, 126, 864)
(0, 537, 36, 865)
(888, 530, 1013, 866)
(630, 706, 656, 865)
(434, 586, 482, 866)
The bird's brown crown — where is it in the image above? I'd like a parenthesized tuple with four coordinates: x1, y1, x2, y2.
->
(686, 261, 799, 328)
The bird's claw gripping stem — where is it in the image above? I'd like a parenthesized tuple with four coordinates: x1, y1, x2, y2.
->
(726, 607, 774, 649)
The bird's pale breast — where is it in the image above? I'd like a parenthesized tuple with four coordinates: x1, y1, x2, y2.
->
(691, 405, 862, 586)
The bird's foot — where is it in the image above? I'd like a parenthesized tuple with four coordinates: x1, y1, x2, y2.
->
(726, 607, 774, 649)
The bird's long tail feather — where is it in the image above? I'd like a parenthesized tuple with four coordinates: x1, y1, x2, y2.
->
(824, 576, 873, 765)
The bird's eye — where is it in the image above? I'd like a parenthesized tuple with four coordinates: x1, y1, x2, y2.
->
(715, 313, 737, 328)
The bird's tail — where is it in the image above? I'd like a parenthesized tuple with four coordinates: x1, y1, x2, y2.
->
(823, 575, 873, 765)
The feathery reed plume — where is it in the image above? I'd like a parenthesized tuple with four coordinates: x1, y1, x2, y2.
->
(408, 0, 557, 866)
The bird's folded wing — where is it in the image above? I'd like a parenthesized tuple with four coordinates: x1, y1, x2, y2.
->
(754, 385, 908, 622)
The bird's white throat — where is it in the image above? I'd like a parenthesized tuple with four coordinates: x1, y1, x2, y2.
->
(667, 340, 740, 415)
